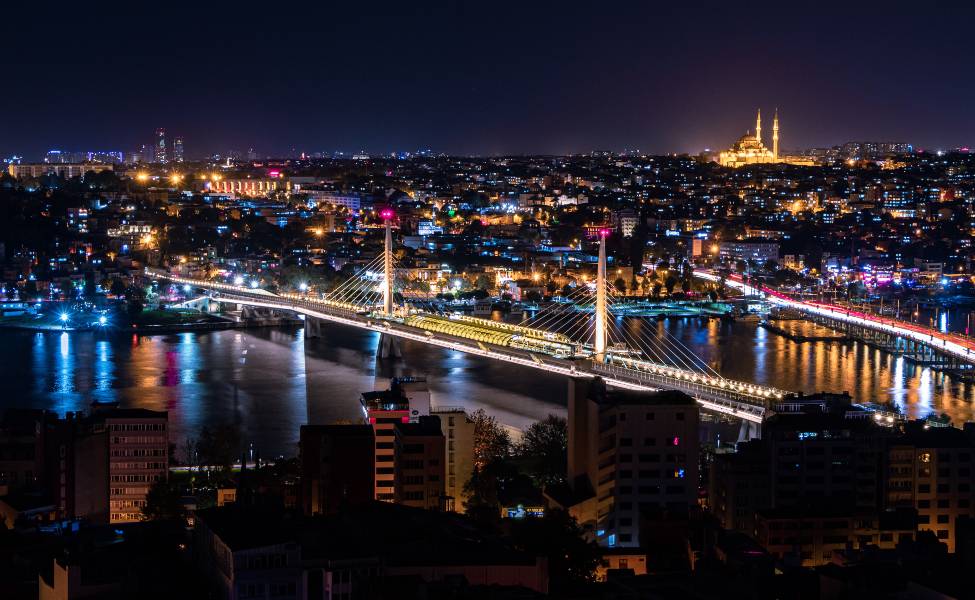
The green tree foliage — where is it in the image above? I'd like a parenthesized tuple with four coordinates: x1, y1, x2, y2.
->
(125, 285, 146, 317)
(141, 480, 184, 521)
(196, 423, 242, 472)
(515, 415, 567, 487)
(110, 278, 127, 297)
(664, 274, 678, 296)
(508, 508, 604, 592)
(470, 408, 511, 470)
(474, 273, 493, 291)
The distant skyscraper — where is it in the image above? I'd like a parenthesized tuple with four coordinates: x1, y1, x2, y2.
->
(155, 128, 166, 163)
(173, 136, 184, 163)
(44, 150, 65, 164)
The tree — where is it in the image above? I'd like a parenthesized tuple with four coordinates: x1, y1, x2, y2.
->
(474, 273, 493, 291)
(83, 272, 97, 300)
(664, 274, 679, 296)
(463, 465, 501, 527)
(613, 277, 627, 294)
(109, 277, 125, 298)
(470, 409, 511, 470)
(508, 508, 604, 592)
(196, 423, 242, 473)
(125, 285, 145, 318)
(141, 480, 184, 521)
(516, 415, 567, 487)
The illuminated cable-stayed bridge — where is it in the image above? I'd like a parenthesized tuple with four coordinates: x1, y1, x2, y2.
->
(146, 216, 788, 431)
(694, 271, 975, 372)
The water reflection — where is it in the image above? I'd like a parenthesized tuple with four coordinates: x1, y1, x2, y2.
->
(0, 317, 972, 456)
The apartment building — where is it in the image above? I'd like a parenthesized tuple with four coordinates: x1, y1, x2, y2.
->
(550, 377, 699, 548)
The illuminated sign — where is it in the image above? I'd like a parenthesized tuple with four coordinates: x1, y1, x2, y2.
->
(503, 504, 545, 519)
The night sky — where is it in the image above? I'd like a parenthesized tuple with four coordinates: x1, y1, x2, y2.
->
(2, 1, 973, 158)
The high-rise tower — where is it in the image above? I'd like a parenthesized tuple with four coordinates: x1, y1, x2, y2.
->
(772, 110, 779, 161)
(154, 128, 167, 163)
(755, 109, 762, 144)
(173, 136, 184, 163)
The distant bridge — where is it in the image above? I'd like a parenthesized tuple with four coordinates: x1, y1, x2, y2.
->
(695, 271, 975, 371)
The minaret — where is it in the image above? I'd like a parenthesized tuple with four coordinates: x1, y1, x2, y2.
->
(755, 109, 762, 144)
(772, 109, 779, 161)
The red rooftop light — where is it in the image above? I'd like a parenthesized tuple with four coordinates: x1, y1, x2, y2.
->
(380, 208, 395, 220)
(599, 228, 611, 238)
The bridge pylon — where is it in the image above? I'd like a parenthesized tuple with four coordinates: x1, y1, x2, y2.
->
(594, 228, 609, 362)
(381, 208, 395, 316)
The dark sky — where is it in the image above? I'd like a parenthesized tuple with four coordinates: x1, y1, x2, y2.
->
(2, 1, 973, 158)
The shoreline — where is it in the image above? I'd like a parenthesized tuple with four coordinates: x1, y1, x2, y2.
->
(0, 316, 301, 335)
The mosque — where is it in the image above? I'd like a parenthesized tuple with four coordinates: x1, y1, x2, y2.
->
(718, 109, 815, 167)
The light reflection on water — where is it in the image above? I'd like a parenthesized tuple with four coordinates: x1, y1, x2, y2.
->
(1, 316, 973, 456)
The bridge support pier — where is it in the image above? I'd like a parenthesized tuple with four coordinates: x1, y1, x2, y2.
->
(378, 332, 402, 359)
(304, 316, 323, 339)
(737, 420, 761, 442)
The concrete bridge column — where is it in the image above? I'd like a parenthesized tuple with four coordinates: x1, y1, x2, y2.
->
(378, 332, 402, 359)
(304, 316, 323, 339)
(737, 420, 761, 443)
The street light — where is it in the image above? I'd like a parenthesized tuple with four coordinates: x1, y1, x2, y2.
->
(298, 282, 308, 292)
(98, 315, 107, 326)
(249, 280, 259, 289)
(233, 276, 244, 286)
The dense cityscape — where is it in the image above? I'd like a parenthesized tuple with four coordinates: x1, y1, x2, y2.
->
(4, 3, 975, 600)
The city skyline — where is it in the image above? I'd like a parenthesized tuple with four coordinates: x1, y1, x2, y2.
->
(3, 2, 975, 157)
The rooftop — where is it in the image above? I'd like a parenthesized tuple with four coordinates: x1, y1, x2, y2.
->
(196, 502, 540, 567)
